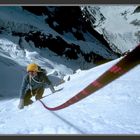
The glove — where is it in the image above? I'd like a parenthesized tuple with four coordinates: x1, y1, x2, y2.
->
(18, 99, 24, 109)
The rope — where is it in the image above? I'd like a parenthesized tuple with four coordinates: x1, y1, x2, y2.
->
(29, 75, 33, 96)
(39, 44, 140, 111)
(31, 76, 44, 84)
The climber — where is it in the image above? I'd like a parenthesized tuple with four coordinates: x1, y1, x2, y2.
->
(18, 63, 56, 109)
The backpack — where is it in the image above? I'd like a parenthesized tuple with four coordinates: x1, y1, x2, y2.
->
(38, 66, 47, 75)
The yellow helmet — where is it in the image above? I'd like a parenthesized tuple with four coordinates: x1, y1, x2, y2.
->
(27, 63, 39, 72)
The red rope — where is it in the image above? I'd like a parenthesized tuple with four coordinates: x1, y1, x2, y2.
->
(39, 44, 140, 111)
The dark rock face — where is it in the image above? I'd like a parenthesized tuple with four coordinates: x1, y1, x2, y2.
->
(45, 7, 86, 41)
(12, 30, 105, 63)
(22, 6, 113, 49)
(22, 6, 48, 15)
(0, 6, 119, 68)
(22, 6, 86, 41)
(133, 6, 140, 13)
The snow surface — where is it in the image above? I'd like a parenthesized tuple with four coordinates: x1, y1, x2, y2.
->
(0, 45, 140, 134)
(84, 5, 140, 53)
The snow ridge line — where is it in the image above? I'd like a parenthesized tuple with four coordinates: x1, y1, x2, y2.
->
(39, 44, 140, 111)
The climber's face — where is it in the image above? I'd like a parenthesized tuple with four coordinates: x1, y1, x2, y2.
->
(28, 71, 37, 76)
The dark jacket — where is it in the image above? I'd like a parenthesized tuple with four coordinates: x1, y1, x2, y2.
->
(20, 72, 52, 99)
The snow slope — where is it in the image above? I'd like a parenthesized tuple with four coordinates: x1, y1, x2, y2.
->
(0, 6, 119, 73)
(0, 54, 140, 134)
(82, 6, 140, 53)
(0, 55, 24, 100)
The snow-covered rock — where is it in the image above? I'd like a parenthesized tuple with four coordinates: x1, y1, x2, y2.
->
(82, 5, 140, 53)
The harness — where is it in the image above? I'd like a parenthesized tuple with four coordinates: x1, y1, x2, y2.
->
(29, 74, 44, 96)
(31, 76, 44, 84)
(29, 75, 33, 96)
